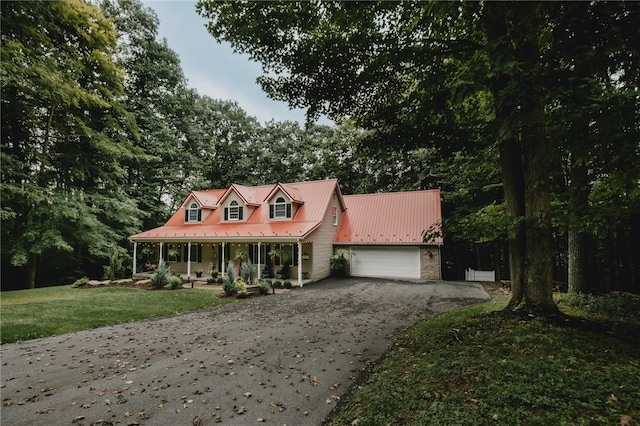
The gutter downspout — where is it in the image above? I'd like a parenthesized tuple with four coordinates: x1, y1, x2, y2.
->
(297, 240, 303, 287)
(221, 242, 226, 276)
(257, 242, 261, 281)
(187, 242, 192, 285)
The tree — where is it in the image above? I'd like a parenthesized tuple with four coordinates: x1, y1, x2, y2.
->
(546, 2, 640, 294)
(101, 0, 207, 227)
(1, 0, 144, 288)
(191, 95, 261, 188)
(198, 1, 639, 311)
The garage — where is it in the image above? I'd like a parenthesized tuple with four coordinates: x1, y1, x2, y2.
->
(349, 246, 421, 279)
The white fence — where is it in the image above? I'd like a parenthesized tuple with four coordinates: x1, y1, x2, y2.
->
(465, 268, 495, 282)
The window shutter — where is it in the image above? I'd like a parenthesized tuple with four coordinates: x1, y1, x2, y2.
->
(239, 207, 243, 220)
(286, 203, 292, 218)
(269, 205, 274, 219)
(184, 209, 189, 222)
(197, 209, 202, 221)
(224, 208, 228, 221)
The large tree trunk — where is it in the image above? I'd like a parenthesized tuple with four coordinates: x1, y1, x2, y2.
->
(26, 254, 37, 289)
(521, 98, 557, 313)
(484, 4, 526, 308)
(567, 155, 590, 293)
(499, 137, 526, 307)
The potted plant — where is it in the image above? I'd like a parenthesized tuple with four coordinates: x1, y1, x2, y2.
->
(233, 248, 249, 275)
(167, 246, 179, 262)
(330, 250, 349, 277)
(195, 269, 203, 278)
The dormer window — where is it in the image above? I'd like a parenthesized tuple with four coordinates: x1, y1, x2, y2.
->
(270, 197, 292, 219)
(224, 200, 243, 221)
(185, 202, 201, 223)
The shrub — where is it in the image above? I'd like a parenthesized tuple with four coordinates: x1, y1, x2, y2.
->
(235, 278, 247, 293)
(207, 277, 217, 284)
(259, 280, 272, 295)
(240, 261, 256, 285)
(235, 278, 248, 298)
(150, 260, 170, 289)
(222, 280, 238, 297)
(283, 280, 292, 289)
(259, 278, 272, 286)
(222, 260, 238, 296)
(217, 277, 224, 284)
(273, 280, 283, 288)
(167, 275, 182, 290)
(71, 276, 90, 288)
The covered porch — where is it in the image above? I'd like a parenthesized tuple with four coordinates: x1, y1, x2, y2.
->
(130, 239, 314, 287)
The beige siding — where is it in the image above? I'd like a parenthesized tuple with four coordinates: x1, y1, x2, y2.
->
(420, 246, 441, 280)
(306, 191, 342, 281)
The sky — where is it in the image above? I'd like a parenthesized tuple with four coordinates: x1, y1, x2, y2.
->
(142, 1, 326, 125)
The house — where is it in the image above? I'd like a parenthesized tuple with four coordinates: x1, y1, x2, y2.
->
(129, 179, 442, 286)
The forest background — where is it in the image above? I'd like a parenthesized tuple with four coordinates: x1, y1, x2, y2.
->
(1, 0, 638, 297)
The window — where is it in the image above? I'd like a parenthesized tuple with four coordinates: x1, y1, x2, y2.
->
(249, 243, 267, 264)
(224, 200, 243, 221)
(229, 201, 240, 220)
(274, 197, 286, 218)
(183, 244, 202, 263)
(184, 202, 201, 223)
(270, 196, 292, 219)
(332, 206, 338, 226)
(273, 243, 295, 266)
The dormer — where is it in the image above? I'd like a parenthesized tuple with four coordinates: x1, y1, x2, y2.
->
(218, 184, 260, 223)
(181, 190, 219, 224)
(184, 201, 202, 223)
(264, 183, 304, 221)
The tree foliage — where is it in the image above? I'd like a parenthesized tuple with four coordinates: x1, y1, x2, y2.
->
(1, 0, 143, 288)
(198, 1, 640, 307)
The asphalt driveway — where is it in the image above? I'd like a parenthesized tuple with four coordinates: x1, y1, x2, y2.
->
(1, 278, 489, 425)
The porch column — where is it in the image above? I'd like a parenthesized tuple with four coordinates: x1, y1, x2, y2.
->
(297, 240, 303, 287)
(132, 241, 137, 277)
(187, 242, 192, 279)
(159, 242, 164, 264)
(221, 242, 226, 276)
(257, 242, 261, 279)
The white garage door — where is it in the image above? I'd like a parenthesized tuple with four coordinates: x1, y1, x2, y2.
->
(350, 246, 420, 279)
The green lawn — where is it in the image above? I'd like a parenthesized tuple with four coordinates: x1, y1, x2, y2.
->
(0, 285, 233, 344)
(327, 293, 640, 426)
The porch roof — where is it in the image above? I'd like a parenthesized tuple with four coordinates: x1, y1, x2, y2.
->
(129, 221, 321, 242)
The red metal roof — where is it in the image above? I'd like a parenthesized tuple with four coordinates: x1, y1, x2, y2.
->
(334, 189, 442, 245)
(130, 181, 442, 245)
(188, 190, 224, 208)
(130, 179, 343, 242)
(263, 182, 304, 204)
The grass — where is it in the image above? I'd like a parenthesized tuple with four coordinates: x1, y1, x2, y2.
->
(3, 284, 639, 424)
(326, 292, 640, 426)
(0, 285, 233, 344)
